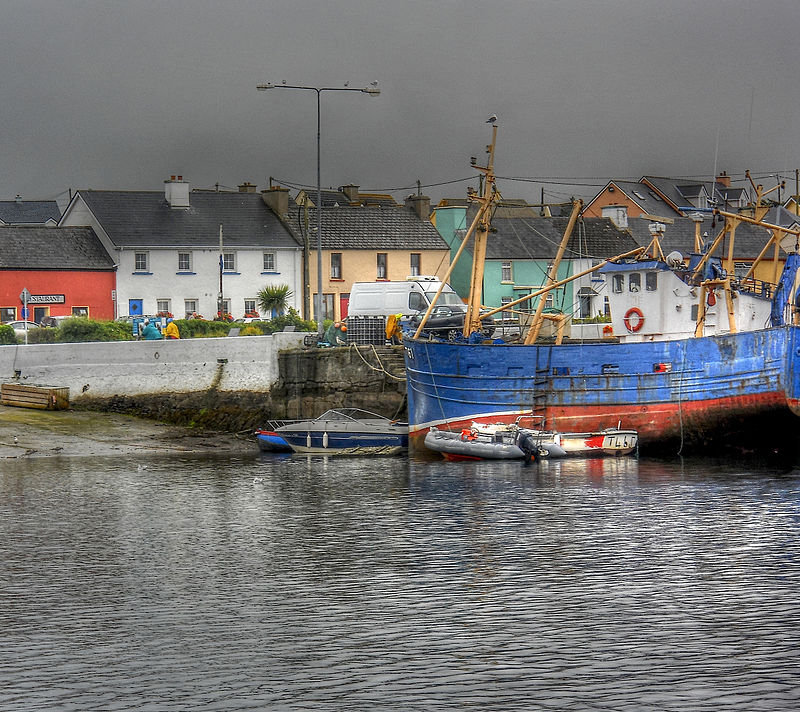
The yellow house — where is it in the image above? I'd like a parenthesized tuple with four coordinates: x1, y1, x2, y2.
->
(263, 184, 450, 321)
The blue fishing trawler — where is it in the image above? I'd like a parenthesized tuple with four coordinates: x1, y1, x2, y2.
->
(402, 125, 800, 454)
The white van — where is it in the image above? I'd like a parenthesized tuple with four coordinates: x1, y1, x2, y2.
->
(347, 276, 464, 318)
(347, 277, 493, 339)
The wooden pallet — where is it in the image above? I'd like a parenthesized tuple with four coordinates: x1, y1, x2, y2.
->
(0, 383, 70, 410)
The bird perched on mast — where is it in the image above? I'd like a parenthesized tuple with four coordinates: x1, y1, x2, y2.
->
(486, 114, 497, 124)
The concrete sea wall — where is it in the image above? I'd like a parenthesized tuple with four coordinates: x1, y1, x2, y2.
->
(0, 334, 408, 432)
(0, 332, 307, 397)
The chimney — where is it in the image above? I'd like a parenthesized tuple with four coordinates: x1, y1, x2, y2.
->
(164, 175, 190, 209)
(238, 181, 257, 193)
(262, 186, 289, 217)
(405, 193, 432, 220)
(716, 171, 731, 188)
(339, 184, 360, 203)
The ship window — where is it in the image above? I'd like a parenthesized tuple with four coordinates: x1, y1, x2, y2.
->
(691, 304, 699, 321)
(646, 272, 658, 291)
(629, 273, 641, 292)
(612, 274, 624, 293)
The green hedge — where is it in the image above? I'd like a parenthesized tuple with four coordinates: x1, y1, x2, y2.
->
(172, 319, 231, 338)
(0, 324, 15, 345)
(56, 318, 134, 342)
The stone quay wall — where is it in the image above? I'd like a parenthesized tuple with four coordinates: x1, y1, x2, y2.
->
(0, 335, 407, 432)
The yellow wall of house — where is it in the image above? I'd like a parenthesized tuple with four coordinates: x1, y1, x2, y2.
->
(308, 249, 451, 320)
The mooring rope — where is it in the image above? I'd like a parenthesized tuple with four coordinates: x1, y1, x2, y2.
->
(347, 343, 405, 381)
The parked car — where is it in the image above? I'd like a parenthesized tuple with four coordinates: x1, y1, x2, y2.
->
(7, 320, 40, 337)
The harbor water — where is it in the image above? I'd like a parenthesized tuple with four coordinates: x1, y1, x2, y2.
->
(2, 451, 799, 710)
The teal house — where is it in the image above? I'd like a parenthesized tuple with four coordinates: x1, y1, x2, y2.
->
(432, 199, 640, 322)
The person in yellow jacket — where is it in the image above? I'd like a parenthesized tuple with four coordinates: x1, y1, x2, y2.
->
(164, 320, 180, 339)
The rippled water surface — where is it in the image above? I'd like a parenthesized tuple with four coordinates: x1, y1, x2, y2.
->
(2, 452, 799, 710)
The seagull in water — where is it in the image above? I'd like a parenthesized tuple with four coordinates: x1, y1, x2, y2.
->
(253, 476, 264, 484)
(14, 435, 18, 444)
(486, 114, 498, 124)
(137, 464, 148, 471)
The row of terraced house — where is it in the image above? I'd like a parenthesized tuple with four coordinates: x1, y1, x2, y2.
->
(2, 172, 800, 325)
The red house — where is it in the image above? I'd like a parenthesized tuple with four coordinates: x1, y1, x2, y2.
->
(0, 226, 116, 323)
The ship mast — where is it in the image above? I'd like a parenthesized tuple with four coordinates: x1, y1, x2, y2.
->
(463, 125, 500, 337)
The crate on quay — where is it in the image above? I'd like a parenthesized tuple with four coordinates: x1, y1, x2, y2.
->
(345, 316, 387, 345)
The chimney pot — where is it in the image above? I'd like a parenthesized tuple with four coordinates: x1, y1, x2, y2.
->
(165, 175, 190, 209)
(262, 186, 290, 217)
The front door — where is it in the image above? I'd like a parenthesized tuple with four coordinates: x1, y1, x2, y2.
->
(129, 299, 143, 316)
(340, 293, 350, 319)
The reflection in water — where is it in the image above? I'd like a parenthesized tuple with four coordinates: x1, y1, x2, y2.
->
(1, 453, 798, 710)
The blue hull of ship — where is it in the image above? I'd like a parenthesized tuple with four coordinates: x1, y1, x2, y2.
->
(403, 325, 800, 452)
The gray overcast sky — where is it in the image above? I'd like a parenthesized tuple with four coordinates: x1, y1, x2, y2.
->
(2, 0, 799, 208)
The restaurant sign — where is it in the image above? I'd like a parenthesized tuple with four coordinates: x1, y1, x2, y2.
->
(28, 294, 66, 304)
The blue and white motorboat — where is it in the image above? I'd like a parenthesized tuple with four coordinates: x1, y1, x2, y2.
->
(275, 408, 409, 455)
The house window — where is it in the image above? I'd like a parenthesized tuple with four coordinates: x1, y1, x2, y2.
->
(220, 299, 231, 316)
(177, 252, 191, 271)
(612, 274, 624, 293)
(501, 262, 512, 282)
(646, 272, 658, 291)
(71, 307, 89, 317)
(579, 294, 592, 319)
(157, 300, 171, 314)
(184, 300, 198, 318)
(263, 252, 275, 271)
(410, 253, 421, 276)
(603, 296, 610, 316)
(244, 299, 257, 315)
(545, 293, 554, 309)
(377, 253, 388, 279)
(1, 307, 16, 322)
(629, 273, 641, 292)
(331, 253, 342, 279)
(223, 252, 236, 271)
(134, 252, 148, 271)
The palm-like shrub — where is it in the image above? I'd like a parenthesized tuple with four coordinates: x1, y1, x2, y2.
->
(257, 284, 293, 318)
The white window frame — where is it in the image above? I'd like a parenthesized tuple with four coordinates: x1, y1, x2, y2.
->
(501, 261, 512, 282)
(410, 253, 421, 276)
(157, 299, 171, 314)
(184, 299, 198, 317)
(263, 252, 275, 271)
(244, 299, 257, 315)
(134, 252, 149, 272)
(223, 252, 236, 272)
(178, 252, 192, 272)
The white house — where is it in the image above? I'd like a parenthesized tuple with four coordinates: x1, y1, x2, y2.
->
(59, 178, 303, 319)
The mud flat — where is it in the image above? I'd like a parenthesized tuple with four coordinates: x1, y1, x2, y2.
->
(0, 405, 257, 459)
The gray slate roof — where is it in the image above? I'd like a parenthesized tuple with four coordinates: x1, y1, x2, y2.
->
(625, 216, 774, 259)
(0, 226, 114, 270)
(286, 198, 448, 250)
(0, 200, 61, 225)
(467, 205, 640, 260)
(72, 190, 302, 248)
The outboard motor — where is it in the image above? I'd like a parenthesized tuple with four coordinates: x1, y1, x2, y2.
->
(517, 432, 540, 465)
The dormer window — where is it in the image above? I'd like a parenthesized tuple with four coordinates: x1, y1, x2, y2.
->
(602, 205, 628, 228)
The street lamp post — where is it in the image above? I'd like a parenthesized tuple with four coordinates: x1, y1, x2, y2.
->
(256, 82, 380, 340)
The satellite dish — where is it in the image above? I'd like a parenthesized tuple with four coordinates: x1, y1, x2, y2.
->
(666, 251, 684, 268)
